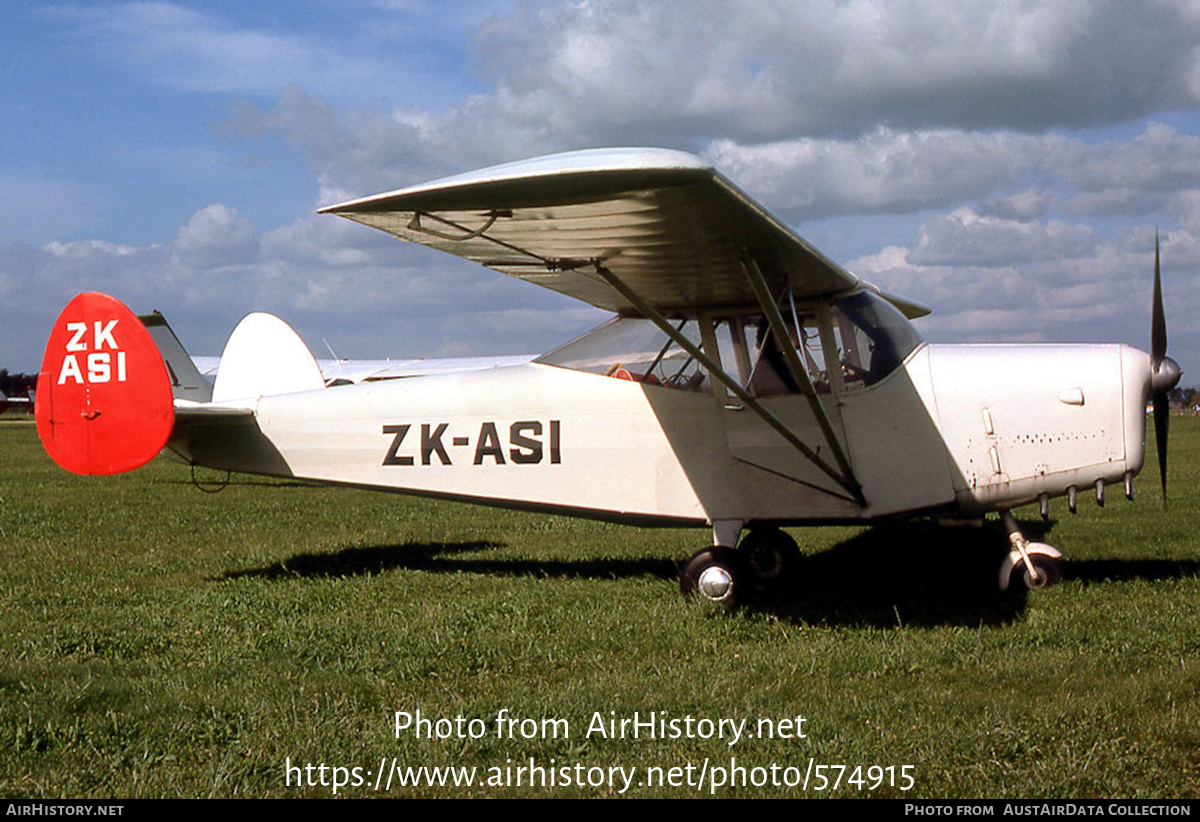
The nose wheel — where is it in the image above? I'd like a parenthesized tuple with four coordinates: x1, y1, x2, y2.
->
(1013, 553, 1062, 590)
(999, 509, 1063, 592)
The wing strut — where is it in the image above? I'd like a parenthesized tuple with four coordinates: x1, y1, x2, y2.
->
(740, 256, 864, 506)
(593, 263, 866, 506)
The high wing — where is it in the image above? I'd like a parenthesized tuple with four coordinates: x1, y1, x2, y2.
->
(319, 148, 928, 319)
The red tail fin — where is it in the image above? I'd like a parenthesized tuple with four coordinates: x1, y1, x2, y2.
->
(35, 292, 175, 475)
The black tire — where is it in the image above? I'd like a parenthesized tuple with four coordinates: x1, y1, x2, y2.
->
(1012, 553, 1063, 591)
(680, 547, 748, 607)
(738, 528, 802, 591)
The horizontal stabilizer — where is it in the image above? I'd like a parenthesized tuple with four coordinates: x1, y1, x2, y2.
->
(212, 312, 325, 403)
(172, 400, 255, 419)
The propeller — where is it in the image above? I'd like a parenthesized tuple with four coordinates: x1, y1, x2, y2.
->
(1150, 232, 1182, 503)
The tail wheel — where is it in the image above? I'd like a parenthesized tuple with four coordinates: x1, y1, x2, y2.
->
(680, 547, 748, 608)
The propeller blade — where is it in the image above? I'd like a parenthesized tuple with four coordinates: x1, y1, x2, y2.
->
(1154, 389, 1169, 503)
(1149, 232, 1172, 504)
(1152, 231, 1166, 368)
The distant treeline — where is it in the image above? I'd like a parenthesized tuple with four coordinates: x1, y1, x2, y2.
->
(0, 370, 37, 397)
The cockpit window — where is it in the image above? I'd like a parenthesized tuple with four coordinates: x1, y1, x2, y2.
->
(536, 291, 921, 395)
(828, 292, 923, 390)
(536, 317, 709, 390)
(745, 310, 828, 396)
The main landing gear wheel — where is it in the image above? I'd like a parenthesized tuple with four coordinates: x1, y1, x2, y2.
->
(680, 547, 749, 608)
(737, 528, 802, 594)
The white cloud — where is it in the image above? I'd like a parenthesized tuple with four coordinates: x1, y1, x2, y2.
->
(704, 130, 1057, 219)
(206, 1, 1200, 202)
(473, 0, 1200, 140)
(172, 205, 258, 269)
(850, 215, 1200, 364)
(979, 189, 1049, 222)
(908, 209, 1097, 267)
(704, 124, 1200, 226)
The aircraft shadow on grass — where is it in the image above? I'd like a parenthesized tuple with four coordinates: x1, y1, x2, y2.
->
(1066, 557, 1200, 584)
(217, 541, 678, 584)
(157, 476, 321, 490)
(214, 517, 1198, 628)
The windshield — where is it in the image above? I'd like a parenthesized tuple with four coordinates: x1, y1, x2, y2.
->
(828, 292, 923, 390)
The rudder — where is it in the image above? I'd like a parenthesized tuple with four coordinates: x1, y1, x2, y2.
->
(36, 292, 175, 475)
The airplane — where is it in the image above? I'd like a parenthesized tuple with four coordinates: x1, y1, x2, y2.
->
(0, 389, 34, 415)
(33, 147, 1183, 607)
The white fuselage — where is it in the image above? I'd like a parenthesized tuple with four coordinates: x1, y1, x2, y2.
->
(171, 341, 1154, 527)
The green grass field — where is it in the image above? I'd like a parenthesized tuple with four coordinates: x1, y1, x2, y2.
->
(1, 414, 1197, 798)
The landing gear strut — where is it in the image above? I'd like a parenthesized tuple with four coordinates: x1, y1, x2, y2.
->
(998, 509, 1063, 592)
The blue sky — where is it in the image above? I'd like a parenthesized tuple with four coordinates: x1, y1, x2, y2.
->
(3, 1, 1200, 375)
